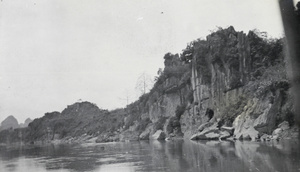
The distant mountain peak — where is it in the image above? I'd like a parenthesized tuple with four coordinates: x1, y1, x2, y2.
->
(1, 115, 19, 130)
(19, 118, 33, 128)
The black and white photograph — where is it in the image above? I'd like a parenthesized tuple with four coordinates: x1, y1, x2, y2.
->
(0, 0, 300, 171)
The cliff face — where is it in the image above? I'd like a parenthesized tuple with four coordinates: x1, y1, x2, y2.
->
(0, 26, 296, 144)
(180, 27, 291, 139)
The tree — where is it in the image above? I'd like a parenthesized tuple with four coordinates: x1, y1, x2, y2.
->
(135, 72, 153, 96)
(157, 68, 163, 76)
(154, 68, 163, 82)
(119, 89, 132, 108)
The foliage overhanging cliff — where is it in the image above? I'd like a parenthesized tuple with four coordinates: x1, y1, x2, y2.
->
(0, 26, 297, 143)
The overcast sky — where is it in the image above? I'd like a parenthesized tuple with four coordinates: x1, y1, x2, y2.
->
(0, 0, 285, 123)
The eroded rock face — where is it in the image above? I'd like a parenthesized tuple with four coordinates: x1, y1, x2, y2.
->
(254, 90, 284, 134)
(232, 99, 260, 141)
(130, 27, 293, 142)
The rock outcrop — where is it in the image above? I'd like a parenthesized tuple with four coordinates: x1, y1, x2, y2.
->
(179, 27, 294, 141)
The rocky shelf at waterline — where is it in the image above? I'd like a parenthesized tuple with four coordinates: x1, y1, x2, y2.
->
(191, 118, 298, 141)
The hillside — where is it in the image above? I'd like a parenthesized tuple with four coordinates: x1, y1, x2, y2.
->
(0, 26, 298, 144)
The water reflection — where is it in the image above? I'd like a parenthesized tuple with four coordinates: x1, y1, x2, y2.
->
(0, 139, 299, 172)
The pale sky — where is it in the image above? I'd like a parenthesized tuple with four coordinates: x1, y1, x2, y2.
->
(0, 0, 285, 123)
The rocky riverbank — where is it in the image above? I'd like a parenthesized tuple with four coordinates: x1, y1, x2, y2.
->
(0, 26, 298, 145)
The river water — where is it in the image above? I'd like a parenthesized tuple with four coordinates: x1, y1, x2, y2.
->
(0, 139, 299, 172)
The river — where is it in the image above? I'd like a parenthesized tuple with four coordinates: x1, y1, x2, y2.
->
(0, 139, 299, 172)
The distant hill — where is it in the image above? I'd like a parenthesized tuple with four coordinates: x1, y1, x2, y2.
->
(24, 101, 125, 142)
(0, 116, 19, 130)
(0, 116, 33, 131)
(19, 118, 33, 128)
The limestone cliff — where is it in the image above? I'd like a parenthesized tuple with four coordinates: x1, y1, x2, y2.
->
(120, 26, 296, 141)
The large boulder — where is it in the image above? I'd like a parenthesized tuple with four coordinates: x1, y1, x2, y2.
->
(272, 128, 283, 140)
(191, 128, 232, 140)
(221, 126, 234, 135)
(151, 130, 166, 140)
(269, 121, 291, 140)
(234, 126, 259, 141)
(191, 123, 222, 140)
(139, 125, 152, 140)
(278, 121, 290, 131)
(272, 128, 283, 135)
(198, 122, 214, 132)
